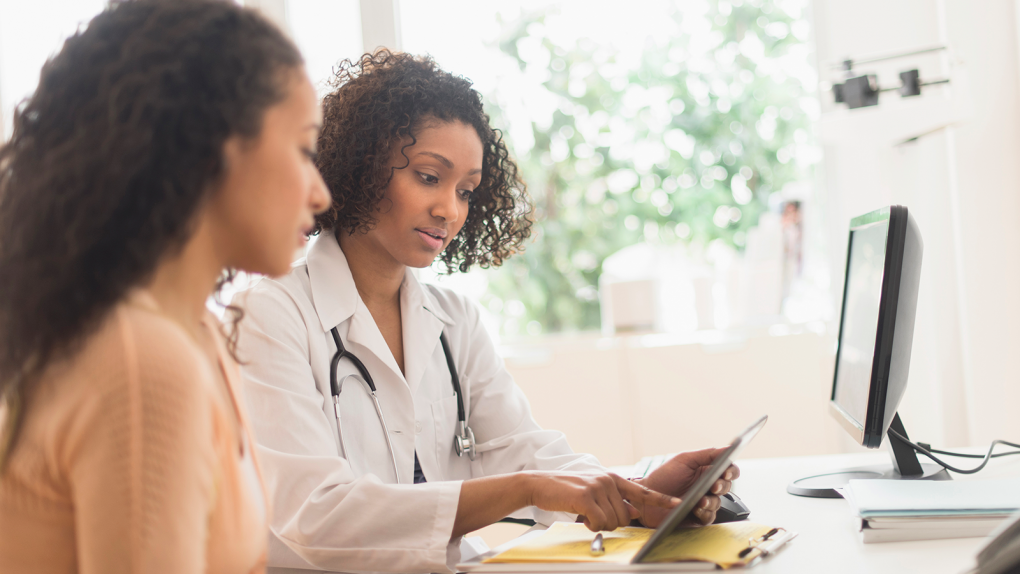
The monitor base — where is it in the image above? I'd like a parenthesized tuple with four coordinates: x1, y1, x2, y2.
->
(786, 462, 951, 498)
(788, 412, 951, 498)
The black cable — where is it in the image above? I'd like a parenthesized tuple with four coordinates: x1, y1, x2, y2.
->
(888, 429, 1020, 474)
(929, 448, 1020, 459)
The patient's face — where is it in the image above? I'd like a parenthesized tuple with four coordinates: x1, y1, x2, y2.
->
(209, 68, 330, 277)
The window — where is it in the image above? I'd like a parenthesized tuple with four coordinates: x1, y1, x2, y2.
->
(0, 0, 826, 337)
(0, 0, 107, 138)
(401, 0, 824, 338)
(286, 0, 363, 94)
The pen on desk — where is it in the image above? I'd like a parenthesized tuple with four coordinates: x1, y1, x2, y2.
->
(738, 527, 790, 560)
(590, 532, 605, 556)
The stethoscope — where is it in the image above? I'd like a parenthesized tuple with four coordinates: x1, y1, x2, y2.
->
(329, 327, 477, 481)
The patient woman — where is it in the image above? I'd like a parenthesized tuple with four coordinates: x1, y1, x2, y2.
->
(0, 0, 328, 571)
(237, 50, 739, 574)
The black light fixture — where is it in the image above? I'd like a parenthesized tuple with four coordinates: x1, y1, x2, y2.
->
(830, 46, 951, 109)
(841, 75, 879, 109)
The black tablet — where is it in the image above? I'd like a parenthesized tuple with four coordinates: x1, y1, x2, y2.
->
(631, 414, 768, 563)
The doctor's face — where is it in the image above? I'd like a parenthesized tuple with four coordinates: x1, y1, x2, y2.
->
(362, 120, 484, 269)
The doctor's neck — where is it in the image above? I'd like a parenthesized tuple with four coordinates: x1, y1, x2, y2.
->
(338, 231, 407, 308)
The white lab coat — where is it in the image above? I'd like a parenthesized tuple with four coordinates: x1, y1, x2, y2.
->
(235, 232, 602, 574)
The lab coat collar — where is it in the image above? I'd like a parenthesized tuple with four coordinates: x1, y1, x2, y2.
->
(306, 231, 456, 332)
(399, 271, 453, 396)
(306, 230, 359, 334)
(404, 272, 455, 327)
(306, 231, 456, 395)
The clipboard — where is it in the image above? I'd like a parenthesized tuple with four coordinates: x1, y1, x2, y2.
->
(459, 521, 796, 571)
(459, 527, 715, 572)
(459, 416, 794, 572)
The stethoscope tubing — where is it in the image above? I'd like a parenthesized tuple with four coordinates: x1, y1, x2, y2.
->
(439, 333, 466, 422)
(331, 372, 400, 480)
(328, 326, 475, 482)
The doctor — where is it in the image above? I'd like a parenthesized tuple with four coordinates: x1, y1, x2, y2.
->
(236, 50, 738, 574)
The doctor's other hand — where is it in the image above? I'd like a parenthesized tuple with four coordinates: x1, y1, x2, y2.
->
(525, 471, 680, 532)
(633, 447, 740, 528)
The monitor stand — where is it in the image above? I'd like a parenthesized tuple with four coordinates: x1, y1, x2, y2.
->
(787, 413, 952, 498)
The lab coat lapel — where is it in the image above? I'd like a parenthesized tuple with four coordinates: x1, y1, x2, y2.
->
(345, 306, 405, 380)
(400, 271, 454, 397)
(306, 231, 357, 334)
(306, 231, 406, 382)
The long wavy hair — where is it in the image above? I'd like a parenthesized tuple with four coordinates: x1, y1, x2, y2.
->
(0, 0, 302, 464)
(314, 50, 533, 272)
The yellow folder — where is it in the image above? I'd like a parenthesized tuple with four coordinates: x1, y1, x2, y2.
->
(483, 521, 786, 570)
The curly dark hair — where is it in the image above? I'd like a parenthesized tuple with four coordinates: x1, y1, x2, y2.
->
(314, 50, 533, 272)
(0, 0, 301, 460)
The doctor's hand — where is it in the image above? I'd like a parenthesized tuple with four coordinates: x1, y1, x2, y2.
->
(524, 471, 681, 532)
(633, 447, 740, 528)
(453, 470, 681, 538)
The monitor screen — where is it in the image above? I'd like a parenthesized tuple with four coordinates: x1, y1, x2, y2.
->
(832, 219, 890, 429)
(791, 206, 939, 496)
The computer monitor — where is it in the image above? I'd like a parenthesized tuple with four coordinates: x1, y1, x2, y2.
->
(788, 205, 950, 498)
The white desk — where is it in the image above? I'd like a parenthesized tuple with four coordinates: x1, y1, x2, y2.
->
(729, 450, 1020, 574)
(471, 450, 1020, 573)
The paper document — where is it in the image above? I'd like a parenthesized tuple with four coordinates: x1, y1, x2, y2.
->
(847, 478, 1020, 518)
(484, 523, 650, 564)
(483, 521, 785, 569)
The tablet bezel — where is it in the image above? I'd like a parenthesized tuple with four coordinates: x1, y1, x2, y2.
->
(631, 414, 768, 564)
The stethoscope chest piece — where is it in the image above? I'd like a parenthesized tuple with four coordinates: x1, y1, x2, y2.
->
(329, 326, 478, 474)
(454, 421, 476, 461)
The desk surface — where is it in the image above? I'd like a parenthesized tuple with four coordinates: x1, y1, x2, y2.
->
(731, 449, 1020, 574)
(472, 450, 1020, 573)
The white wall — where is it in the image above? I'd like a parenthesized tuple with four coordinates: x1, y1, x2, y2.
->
(811, 0, 1020, 448)
(503, 328, 841, 466)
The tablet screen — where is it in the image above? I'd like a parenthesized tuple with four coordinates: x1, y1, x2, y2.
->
(632, 414, 768, 563)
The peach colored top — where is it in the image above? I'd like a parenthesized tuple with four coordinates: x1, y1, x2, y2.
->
(0, 291, 268, 573)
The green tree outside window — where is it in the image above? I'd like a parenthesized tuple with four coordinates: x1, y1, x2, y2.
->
(440, 0, 816, 337)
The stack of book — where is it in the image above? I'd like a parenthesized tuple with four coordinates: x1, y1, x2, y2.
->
(840, 478, 1020, 543)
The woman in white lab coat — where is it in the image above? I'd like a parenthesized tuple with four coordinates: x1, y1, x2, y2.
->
(236, 50, 738, 574)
